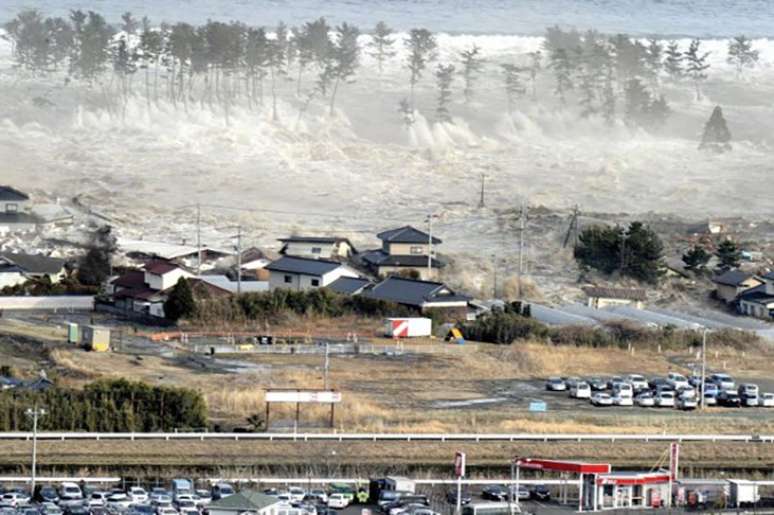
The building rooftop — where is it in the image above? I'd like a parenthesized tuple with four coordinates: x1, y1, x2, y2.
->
(0, 252, 65, 275)
(361, 250, 445, 268)
(738, 284, 774, 305)
(363, 276, 470, 307)
(377, 225, 441, 244)
(208, 490, 279, 512)
(265, 256, 345, 276)
(713, 269, 755, 287)
(582, 286, 647, 301)
(0, 186, 30, 202)
(327, 276, 372, 295)
(145, 260, 182, 275)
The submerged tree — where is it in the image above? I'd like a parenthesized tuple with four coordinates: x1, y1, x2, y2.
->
(550, 48, 573, 106)
(682, 245, 711, 271)
(459, 45, 484, 104)
(404, 28, 437, 111)
(663, 41, 683, 81)
(716, 239, 741, 269)
(324, 22, 361, 115)
(727, 36, 759, 77)
(501, 63, 526, 115)
(527, 51, 542, 100)
(644, 38, 663, 86)
(164, 278, 196, 322)
(684, 39, 710, 100)
(699, 105, 732, 152)
(367, 21, 396, 75)
(267, 22, 289, 121)
(434, 63, 455, 122)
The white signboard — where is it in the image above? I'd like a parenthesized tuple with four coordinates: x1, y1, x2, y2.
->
(265, 390, 342, 403)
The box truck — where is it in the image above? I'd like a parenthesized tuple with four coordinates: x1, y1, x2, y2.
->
(384, 318, 432, 338)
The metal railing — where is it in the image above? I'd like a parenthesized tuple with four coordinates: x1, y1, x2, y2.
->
(0, 432, 771, 443)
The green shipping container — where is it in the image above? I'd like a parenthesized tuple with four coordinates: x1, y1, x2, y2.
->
(67, 323, 79, 344)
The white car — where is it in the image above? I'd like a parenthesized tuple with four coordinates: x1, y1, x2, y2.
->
(635, 392, 655, 407)
(108, 493, 133, 508)
(129, 487, 149, 504)
(545, 377, 566, 391)
(625, 374, 648, 391)
(288, 487, 306, 502)
(667, 372, 690, 390)
(612, 394, 633, 406)
(179, 508, 199, 515)
(591, 392, 613, 406)
(89, 492, 110, 507)
(1, 493, 30, 507)
(327, 493, 349, 509)
(58, 483, 83, 502)
(710, 373, 735, 391)
(677, 386, 696, 399)
(743, 395, 759, 407)
(676, 396, 697, 410)
(571, 382, 592, 399)
(612, 382, 634, 398)
(739, 383, 759, 398)
(308, 490, 328, 503)
(157, 508, 179, 515)
(760, 393, 774, 407)
(655, 391, 675, 408)
(702, 393, 718, 406)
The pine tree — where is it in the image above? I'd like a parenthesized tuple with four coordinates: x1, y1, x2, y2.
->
(120, 12, 137, 34)
(324, 22, 360, 115)
(459, 45, 484, 104)
(404, 28, 437, 111)
(434, 63, 455, 123)
(663, 41, 683, 81)
(727, 35, 759, 77)
(367, 21, 396, 75)
(699, 105, 732, 152)
(527, 51, 542, 100)
(164, 278, 196, 322)
(550, 48, 573, 106)
(267, 22, 288, 121)
(501, 64, 526, 115)
(684, 39, 710, 100)
(716, 239, 741, 269)
(682, 245, 710, 270)
(644, 38, 663, 86)
(601, 68, 616, 126)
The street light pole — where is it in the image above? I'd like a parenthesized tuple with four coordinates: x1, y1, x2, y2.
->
(700, 328, 708, 410)
(25, 404, 46, 495)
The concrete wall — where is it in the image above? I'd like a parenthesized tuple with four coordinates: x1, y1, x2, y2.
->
(0, 296, 94, 310)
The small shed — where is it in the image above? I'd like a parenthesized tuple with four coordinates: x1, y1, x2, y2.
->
(583, 287, 647, 310)
(208, 490, 284, 515)
(82, 325, 110, 352)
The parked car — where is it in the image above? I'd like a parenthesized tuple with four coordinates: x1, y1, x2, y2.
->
(307, 490, 328, 504)
(211, 483, 236, 502)
(88, 492, 109, 507)
(688, 374, 703, 388)
(156, 507, 178, 515)
(195, 490, 211, 505)
(655, 391, 675, 408)
(760, 393, 774, 407)
(710, 373, 735, 391)
(591, 392, 613, 407)
(288, 487, 306, 503)
(570, 382, 591, 399)
(564, 377, 581, 389)
(739, 383, 759, 399)
(107, 492, 133, 509)
(129, 504, 156, 515)
(612, 382, 634, 398)
(545, 377, 566, 391)
(718, 391, 742, 407)
(327, 494, 349, 509)
(150, 489, 170, 504)
(39, 503, 63, 515)
(676, 396, 697, 410)
(530, 485, 550, 501)
(625, 374, 649, 391)
(514, 486, 530, 501)
(445, 491, 471, 506)
(702, 392, 718, 406)
(677, 386, 696, 399)
(58, 483, 83, 504)
(34, 486, 59, 504)
(635, 392, 655, 407)
(588, 377, 607, 391)
(612, 393, 633, 406)
(743, 394, 759, 407)
(128, 487, 149, 504)
(481, 485, 510, 502)
(667, 372, 690, 390)
(62, 506, 88, 515)
(702, 383, 719, 396)
(1, 492, 30, 507)
(607, 376, 624, 389)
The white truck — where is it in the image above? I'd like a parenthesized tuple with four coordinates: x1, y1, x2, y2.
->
(384, 477, 416, 494)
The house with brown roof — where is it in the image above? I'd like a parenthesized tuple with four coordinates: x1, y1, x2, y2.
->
(110, 261, 202, 318)
(583, 286, 647, 310)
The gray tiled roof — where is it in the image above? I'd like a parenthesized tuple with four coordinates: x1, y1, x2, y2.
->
(738, 284, 774, 305)
(327, 276, 372, 295)
(265, 256, 344, 276)
(363, 276, 470, 307)
(377, 225, 441, 244)
(361, 250, 445, 268)
(0, 186, 29, 202)
(713, 269, 754, 287)
(208, 491, 279, 512)
(0, 252, 65, 275)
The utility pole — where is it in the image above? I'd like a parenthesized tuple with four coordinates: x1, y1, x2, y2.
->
(323, 343, 330, 390)
(196, 203, 202, 276)
(492, 253, 498, 298)
(426, 213, 434, 277)
(236, 225, 242, 296)
(25, 404, 46, 495)
(700, 328, 708, 410)
(518, 202, 527, 277)
(478, 173, 486, 208)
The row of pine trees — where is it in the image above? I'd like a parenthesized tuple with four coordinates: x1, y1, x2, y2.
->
(2, 10, 760, 128)
(0, 379, 208, 432)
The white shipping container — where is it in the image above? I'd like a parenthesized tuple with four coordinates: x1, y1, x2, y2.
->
(384, 476, 416, 494)
(384, 318, 432, 338)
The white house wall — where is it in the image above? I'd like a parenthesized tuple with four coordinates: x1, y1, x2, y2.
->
(320, 266, 359, 286)
(144, 268, 193, 291)
(0, 272, 26, 289)
(283, 242, 337, 259)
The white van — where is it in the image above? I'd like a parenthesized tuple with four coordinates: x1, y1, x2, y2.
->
(710, 373, 735, 391)
(570, 382, 591, 399)
(613, 382, 633, 398)
(58, 483, 83, 502)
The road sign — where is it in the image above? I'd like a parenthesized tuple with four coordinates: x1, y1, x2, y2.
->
(529, 401, 547, 412)
(265, 390, 342, 403)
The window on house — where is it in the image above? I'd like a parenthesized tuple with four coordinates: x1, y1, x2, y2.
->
(311, 278, 320, 287)
(410, 246, 425, 255)
(311, 247, 322, 254)
(5, 203, 17, 213)
(284, 275, 292, 283)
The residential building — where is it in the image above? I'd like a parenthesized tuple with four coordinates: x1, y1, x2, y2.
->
(278, 236, 356, 260)
(361, 225, 444, 280)
(738, 272, 774, 320)
(144, 261, 194, 291)
(327, 276, 372, 295)
(265, 256, 359, 291)
(362, 276, 470, 315)
(712, 270, 762, 304)
(0, 186, 37, 234)
(583, 287, 647, 309)
(0, 252, 66, 289)
(208, 490, 287, 515)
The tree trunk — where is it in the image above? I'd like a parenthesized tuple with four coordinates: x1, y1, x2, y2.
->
(329, 76, 340, 116)
(271, 68, 279, 121)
